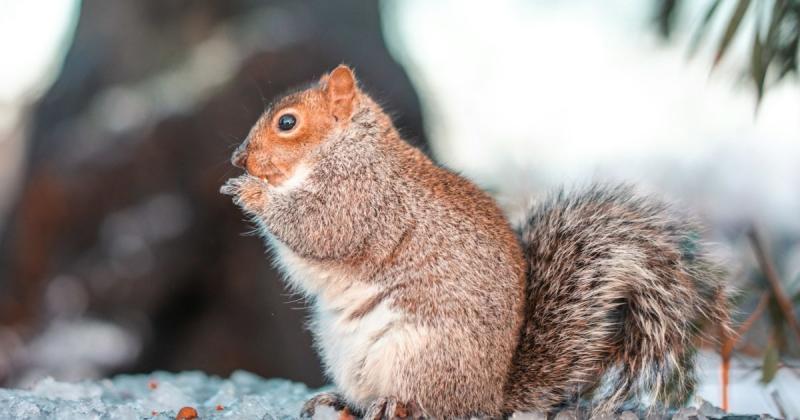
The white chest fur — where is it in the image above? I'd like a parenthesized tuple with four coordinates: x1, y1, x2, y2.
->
(313, 291, 401, 402)
(267, 237, 426, 405)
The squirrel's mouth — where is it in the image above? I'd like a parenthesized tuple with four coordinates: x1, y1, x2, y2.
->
(261, 159, 292, 186)
(244, 157, 280, 185)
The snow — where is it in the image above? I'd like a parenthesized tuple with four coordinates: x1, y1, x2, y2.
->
(0, 370, 330, 420)
(0, 369, 782, 419)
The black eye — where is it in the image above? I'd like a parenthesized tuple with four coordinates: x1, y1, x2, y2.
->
(277, 114, 296, 131)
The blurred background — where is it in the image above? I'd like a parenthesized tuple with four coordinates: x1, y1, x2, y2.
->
(0, 0, 798, 417)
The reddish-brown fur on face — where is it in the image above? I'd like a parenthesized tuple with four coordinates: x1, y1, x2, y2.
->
(234, 65, 358, 186)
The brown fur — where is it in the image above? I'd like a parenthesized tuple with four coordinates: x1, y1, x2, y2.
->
(222, 66, 730, 418)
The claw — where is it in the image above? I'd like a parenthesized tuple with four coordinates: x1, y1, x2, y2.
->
(220, 176, 245, 196)
(362, 397, 388, 420)
(363, 397, 423, 420)
(219, 183, 237, 196)
(300, 392, 349, 418)
(404, 401, 425, 419)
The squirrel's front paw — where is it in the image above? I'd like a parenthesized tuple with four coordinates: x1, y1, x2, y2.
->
(220, 174, 267, 214)
(363, 397, 425, 420)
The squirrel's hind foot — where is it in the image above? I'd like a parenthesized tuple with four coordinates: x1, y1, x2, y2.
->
(300, 392, 354, 418)
(362, 397, 425, 420)
(300, 393, 425, 420)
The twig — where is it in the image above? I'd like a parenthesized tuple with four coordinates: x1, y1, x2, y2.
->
(720, 352, 730, 412)
(720, 290, 770, 410)
(735, 292, 770, 338)
(720, 321, 733, 412)
(735, 341, 764, 357)
(770, 390, 788, 420)
(747, 227, 800, 340)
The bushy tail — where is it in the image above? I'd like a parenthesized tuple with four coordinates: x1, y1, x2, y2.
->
(503, 185, 731, 414)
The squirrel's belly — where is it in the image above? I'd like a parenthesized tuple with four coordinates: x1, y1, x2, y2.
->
(314, 293, 425, 408)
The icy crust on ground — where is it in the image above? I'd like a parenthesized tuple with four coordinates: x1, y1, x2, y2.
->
(0, 370, 333, 420)
(0, 371, 778, 420)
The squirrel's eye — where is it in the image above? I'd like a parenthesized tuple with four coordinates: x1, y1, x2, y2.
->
(277, 114, 297, 131)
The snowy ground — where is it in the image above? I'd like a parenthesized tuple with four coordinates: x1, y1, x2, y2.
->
(0, 370, 330, 420)
(0, 370, 781, 420)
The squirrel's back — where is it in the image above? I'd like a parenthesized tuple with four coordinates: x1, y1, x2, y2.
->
(504, 185, 730, 413)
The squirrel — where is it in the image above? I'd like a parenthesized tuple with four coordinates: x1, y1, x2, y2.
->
(221, 65, 731, 419)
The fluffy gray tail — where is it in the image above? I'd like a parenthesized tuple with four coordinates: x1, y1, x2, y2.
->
(503, 185, 731, 414)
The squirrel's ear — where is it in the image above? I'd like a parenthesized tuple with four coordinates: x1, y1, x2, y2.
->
(325, 65, 356, 121)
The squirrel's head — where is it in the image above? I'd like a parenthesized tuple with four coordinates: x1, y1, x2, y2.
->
(231, 65, 361, 186)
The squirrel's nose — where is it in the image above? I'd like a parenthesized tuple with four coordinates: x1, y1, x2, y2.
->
(231, 144, 248, 169)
